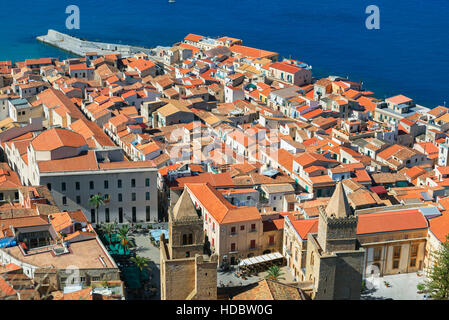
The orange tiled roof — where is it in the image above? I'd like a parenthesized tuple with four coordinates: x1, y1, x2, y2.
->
(229, 45, 277, 59)
(357, 209, 428, 235)
(184, 34, 203, 42)
(429, 211, 449, 242)
(186, 183, 260, 224)
(31, 128, 87, 151)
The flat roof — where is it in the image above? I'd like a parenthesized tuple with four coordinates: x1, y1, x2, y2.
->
(5, 238, 117, 269)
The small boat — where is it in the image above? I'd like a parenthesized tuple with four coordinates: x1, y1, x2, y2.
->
(169, 0, 175, 2)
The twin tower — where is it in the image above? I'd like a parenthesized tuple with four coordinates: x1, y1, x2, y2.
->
(160, 182, 364, 300)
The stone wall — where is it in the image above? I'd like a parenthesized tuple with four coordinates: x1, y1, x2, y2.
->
(37, 29, 151, 58)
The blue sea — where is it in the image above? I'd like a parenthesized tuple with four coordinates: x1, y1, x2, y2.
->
(1, 0, 448, 107)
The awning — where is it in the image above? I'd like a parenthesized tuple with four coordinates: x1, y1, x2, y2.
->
(369, 185, 387, 194)
(238, 252, 283, 267)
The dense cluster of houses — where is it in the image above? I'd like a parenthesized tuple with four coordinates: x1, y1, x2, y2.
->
(0, 32, 448, 299)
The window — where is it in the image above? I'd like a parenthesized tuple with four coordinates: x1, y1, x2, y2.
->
(188, 233, 193, 244)
(118, 208, 123, 223)
(118, 193, 122, 202)
(131, 179, 136, 188)
(411, 244, 418, 257)
(14, 192, 18, 200)
(104, 180, 109, 189)
(410, 258, 416, 267)
(89, 181, 94, 189)
(231, 227, 236, 234)
(0, 193, 3, 201)
(145, 178, 150, 187)
(117, 179, 122, 188)
(146, 206, 151, 221)
(132, 193, 136, 201)
(76, 196, 81, 204)
(269, 236, 275, 245)
(183, 234, 187, 245)
(231, 243, 236, 252)
(47, 183, 52, 191)
(91, 209, 96, 223)
(393, 260, 400, 269)
(132, 207, 136, 222)
(250, 240, 256, 249)
(251, 224, 256, 231)
(61, 182, 66, 191)
(373, 247, 382, 261)
(146, 192, 150, 201)
(393, 246, 401, 259)
(105, 208, 110, 223)
(62, 196, 67, 205)
(75, 182, 80, 190)
(240, 225, 245, 231)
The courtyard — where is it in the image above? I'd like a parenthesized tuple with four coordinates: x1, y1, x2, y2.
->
(361, 272, 429, 300)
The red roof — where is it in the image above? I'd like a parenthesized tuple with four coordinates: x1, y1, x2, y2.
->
(290, 217, 318, 239)
(184, 34, 203, 42)
(269, 62, 301, 74)
(369, 185, 388, 194)
(429, 211, 449, 242)
(290, 209, 428, 238)
(357, 209, 428, 235)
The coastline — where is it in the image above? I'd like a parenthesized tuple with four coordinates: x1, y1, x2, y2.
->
(31, 30, 443, 109)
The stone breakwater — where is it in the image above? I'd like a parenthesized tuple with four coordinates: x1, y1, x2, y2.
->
(37, 29, 152, 58)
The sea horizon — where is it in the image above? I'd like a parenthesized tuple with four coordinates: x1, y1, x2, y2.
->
(1, 0, 448, 108)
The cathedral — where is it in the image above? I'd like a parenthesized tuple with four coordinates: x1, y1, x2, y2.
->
(304, 182, 365, 300)
(160, 190, 218, 300)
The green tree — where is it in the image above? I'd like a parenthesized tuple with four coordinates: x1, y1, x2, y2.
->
(265, 265, 285, 281)
(131, 256, 151, 274)
(422, 236, 449, 300)
(118, 225, 130, 238)
(88, 193, 105, 225)
(101, 223, 115, 244)
(117, 233, 129, 253)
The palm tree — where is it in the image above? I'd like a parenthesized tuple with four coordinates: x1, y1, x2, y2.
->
(88, 193, 105, 226)
(265, 265, 285, 281)
(117, 233, 130, 253)
(118, 225, 130, 238)
(131, 256, 151, 297)
(101, 223, 115, 244)
(131, 256, 151, 274)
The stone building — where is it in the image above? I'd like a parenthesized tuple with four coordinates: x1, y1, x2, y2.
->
(160, 190, 218, 300)
(304, 182, 365, 300)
